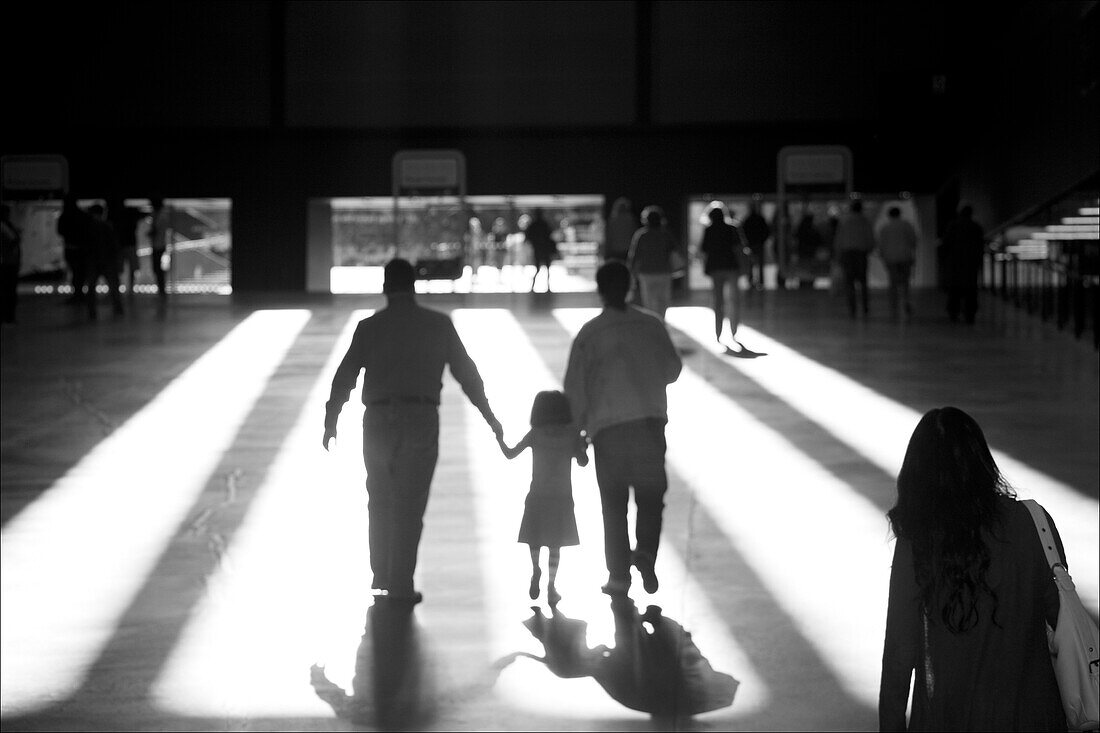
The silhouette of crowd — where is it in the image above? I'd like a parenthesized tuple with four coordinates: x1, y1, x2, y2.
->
(52, 195, 174, 321)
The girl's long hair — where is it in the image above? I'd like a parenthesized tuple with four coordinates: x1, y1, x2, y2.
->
(530, 390, 572, 427)
(887, 407, 1015, 633)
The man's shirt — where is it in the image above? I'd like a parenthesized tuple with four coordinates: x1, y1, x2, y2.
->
(877, 218, 918, 264)
(563, 305, 682, 439)
(325, 294, 491, 426)
(835, 213, 876, 253)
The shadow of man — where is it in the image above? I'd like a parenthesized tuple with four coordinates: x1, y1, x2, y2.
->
(508, 598, 738, 722)
(310, 600, 437, 730)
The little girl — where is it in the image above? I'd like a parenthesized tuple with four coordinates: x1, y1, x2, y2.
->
(497, 390, 588, 605)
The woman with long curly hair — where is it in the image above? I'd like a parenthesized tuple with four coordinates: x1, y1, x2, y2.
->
(879, 407, 1067, 731)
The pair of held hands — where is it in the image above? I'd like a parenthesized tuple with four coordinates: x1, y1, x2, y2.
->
(494, 430, 591, 467)
(322, 415, 504, 452)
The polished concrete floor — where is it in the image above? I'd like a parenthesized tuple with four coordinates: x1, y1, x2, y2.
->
(2, 285, 1097, 731)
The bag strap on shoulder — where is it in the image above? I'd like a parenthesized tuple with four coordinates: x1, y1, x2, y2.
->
(1021, 499, 1065, 571)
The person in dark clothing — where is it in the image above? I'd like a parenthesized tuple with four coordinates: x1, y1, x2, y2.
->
(148, 197, 172, 306)
(879, 406, 1068, 732)
(524, 208, 558, 293)
(834, 200, 876, 317)
(323, 259, 504, 604)
(84, 203, 124, 319)
(628, 206, 679, 321)
(794, 212, 822, 290)
(604, 197, 636, 262)
(0, 204, 22, 324)
(57, 195, 92, 304)
(108, 197, 143, 297)
(563, 261, 682, 597)
(699, 205, 745, 351)
(941, 205, 985, 324)
(741, 201, 771, 290)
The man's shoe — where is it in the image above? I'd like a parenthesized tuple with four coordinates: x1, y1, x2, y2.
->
(633, 553, 659, 594)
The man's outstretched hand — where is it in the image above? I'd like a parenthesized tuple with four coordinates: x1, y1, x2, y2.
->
(488, 415, 504, 440)
(323, 428, 337, 451)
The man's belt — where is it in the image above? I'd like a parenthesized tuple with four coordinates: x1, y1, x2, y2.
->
(369, 395, 439, 406)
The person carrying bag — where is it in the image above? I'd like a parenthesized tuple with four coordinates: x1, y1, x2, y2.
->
(1022, 499, 1100, 731)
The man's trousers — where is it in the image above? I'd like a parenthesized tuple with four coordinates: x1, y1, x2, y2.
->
(362, 403, 439, 595)
(592, 418, 669, 586)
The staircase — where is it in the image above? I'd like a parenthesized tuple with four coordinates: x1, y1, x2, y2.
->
(987, 195, 1100, 348)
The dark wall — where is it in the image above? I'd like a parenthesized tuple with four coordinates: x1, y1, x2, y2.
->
(953, 1, 1099, 231)
(12, 1, 274, 129)
(4, 1, 1095, 292)
(284, 0, 637, 128)
(653, 1, 951, 124)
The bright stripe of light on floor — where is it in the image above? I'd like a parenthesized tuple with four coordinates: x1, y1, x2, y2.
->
(152, 311, 373, 717)
(455, 309, 765, 721)
(554, 308, 892, 709)
(0, 310, 311, 716)
(665, 306, 1100, 612)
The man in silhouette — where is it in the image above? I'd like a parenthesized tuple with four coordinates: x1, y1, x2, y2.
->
(524, 208, 558, 293)
(147, 197, 173, 308)
(563, 261, 682, 596)
(323, 258, 503, 604)
(57, 195, 92, 304)
(84, 203, 124, 319)
(834, 199, 876, 318)
(877, 206, 919, 321)
(0, 204, 22, 325)
(108, 197, 143, 297)
(741, 200, 771, 290)
(942, 205, 985, 324)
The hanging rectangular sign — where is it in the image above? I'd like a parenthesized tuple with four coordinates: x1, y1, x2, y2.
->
(392, 150, 465, 197)
(782, 152, 847, 185)
(1, 155, 69, 198)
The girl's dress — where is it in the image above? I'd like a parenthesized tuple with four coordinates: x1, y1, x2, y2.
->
(517, 425, 583, 547)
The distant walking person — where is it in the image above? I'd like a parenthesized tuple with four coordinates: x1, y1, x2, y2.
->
(603, 197, 635, 262)
(323, 258, 504, 604)
(879, 406, 1069, 731)
(57, 195, 91, 304)
(0, 204, 22, 324)
(794, 212, 822, 290)
(698, 205, 745, 352)
(497, 390, 588, 606)
(941, 205, 985, 324)
(563, 261, 682, 596)
(148, 197, 172, 306)
(877, 206, 919, 321)
(489, 216, 510, 270)
(108, 197, 143, 297)
(834, 200, 876, 317)
(84, 203, 124, 319)
(628, 206, 678, 320)
(741, 200, 771, 289)
(524, 208, 558, 293)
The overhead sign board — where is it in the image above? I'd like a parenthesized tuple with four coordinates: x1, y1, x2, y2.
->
(783, 152, 846, 185)
(779, 147, 850, 185)
(392, 150, 465, 197)
(1, 154, 69, 198)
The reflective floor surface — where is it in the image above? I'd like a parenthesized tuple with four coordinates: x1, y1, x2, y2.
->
(2, 286, 1097, 731)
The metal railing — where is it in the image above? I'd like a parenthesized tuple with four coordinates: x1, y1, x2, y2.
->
(985, 240, 1099, 348)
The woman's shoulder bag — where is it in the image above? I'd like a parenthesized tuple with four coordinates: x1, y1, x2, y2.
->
(1021, 499, 1100, 731)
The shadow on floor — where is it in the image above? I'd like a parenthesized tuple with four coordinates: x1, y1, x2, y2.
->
(311, 600, 438, 731)
(496, 598, 737, 724)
